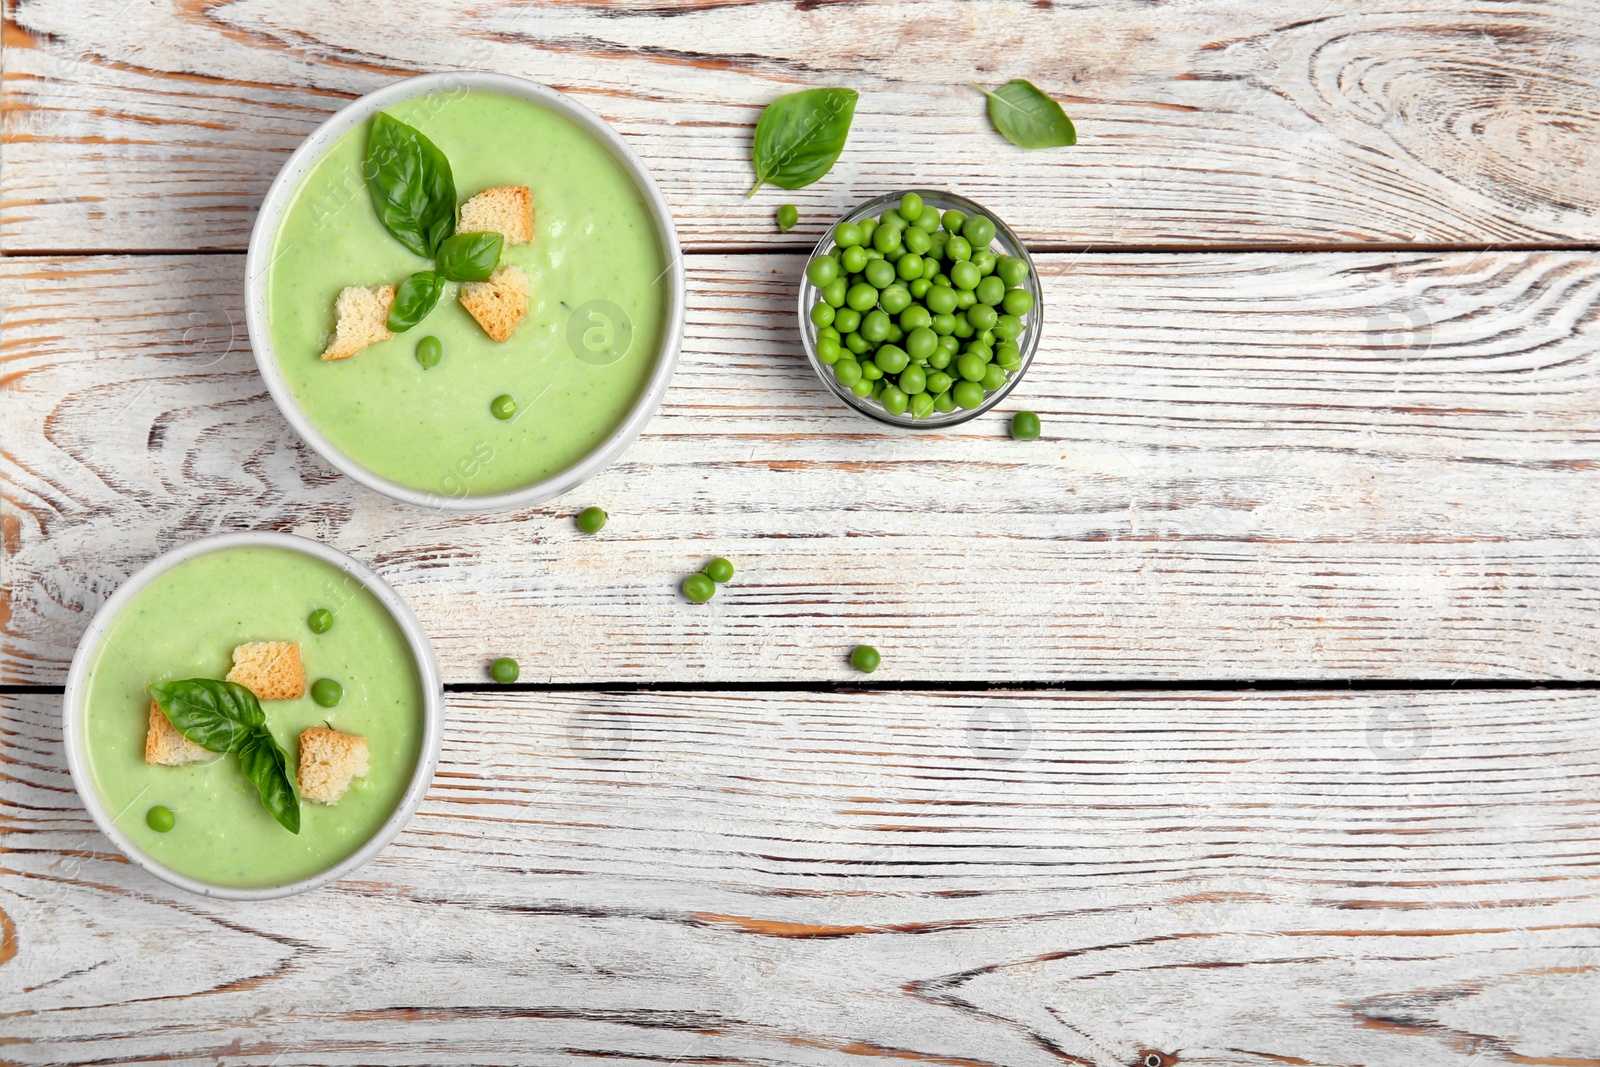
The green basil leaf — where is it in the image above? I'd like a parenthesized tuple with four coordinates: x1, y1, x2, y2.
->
(236, 731, 301, 835)
(435, 231, 503, 282)
(387, 269, 443, 331)
(977, 80, 1076, 149)
(364, 112, 458, 258)
(150, 678, 264, 753)
(747, 87, 858, 198)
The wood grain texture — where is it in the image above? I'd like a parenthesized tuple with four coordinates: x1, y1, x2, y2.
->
(3, 689, 1597, 1065)
(4, 251, 1600, 684)
(4, 0, 1599, 252)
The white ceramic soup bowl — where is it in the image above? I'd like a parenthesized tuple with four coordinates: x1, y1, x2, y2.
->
(245, 71, 685, 510)
(62, 531, 444, 899)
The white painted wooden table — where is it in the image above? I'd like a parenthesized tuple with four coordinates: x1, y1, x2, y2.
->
(2, 2, 1598, 1063)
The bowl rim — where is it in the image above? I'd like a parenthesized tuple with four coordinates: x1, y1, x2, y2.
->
(244, 71, 685, 511)
(796, 189, 1043, 429)
(60, 531, 445, 900)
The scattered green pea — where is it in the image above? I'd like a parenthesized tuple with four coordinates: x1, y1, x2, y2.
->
(311, 678, 343, 708)
(850, 645, 881, 673)
(776, 204, 799, 232)
(307, 608, 333, 634)
(704, 557, 735, 583)
(490, 657, 520, 683)
(147, 805, 175, 833)
(491, 394, 516, 420)
(577, 506, 607, 534)
(415, 335, 442, 369)
(1011, 410, 1042, 440)
(682, 572, 716, 603)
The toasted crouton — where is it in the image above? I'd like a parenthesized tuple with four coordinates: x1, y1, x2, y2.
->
(145, 700, 211, 766)
(225, 641, 306, 701)
(458, 185, 534, 245)
(297, 726, 370, 805)
(320, 284, 396, 361)
(459, 265, 530, 343)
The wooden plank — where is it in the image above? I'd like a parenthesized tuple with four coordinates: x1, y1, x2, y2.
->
(5, 251, 1600, 684)
(3, 689, 1597, 1065)
(4, 0, 1599, 252)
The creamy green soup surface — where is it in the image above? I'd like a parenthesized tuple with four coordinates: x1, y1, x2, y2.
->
(82, 546, 424, 887)
(267, 90, 667, 497)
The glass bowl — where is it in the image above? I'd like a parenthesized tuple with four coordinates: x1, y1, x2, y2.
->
(797, 190, 1042, 428)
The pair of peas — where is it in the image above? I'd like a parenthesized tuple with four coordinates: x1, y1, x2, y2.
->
(806, 193, 1035, 417)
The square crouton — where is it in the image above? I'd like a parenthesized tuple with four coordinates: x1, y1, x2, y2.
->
(458, 185, 534, 245)
(320, 284, 395, 361)
(145, 700, 211, 766)
(225, 641, 306, 701)
(298, 726, 370, 805)
(459, 265, 529, 343)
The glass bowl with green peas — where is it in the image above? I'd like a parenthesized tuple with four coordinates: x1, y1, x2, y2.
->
(798, 191, 1042, 427)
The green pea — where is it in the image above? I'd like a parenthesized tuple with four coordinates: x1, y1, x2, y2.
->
(1003, 288, 1035, 316)
(816, 336, 842, 365)
(941, 209, 967, 234)
(858, 217, 877, 244)
(898, 364, 927, 395)
(962, 215, 997, 248)
(1011, 410, 1042, 440)
(834, 306, 862, 334)
(491, 394, 516, 420)
(864, 258, 896, 289)
(927, 348, 952, 370)
(931, 313, 956, 336)
(872, 224, 902, 255)
(909, 392, 936, 418)
(884, 322, 904, 345)
(951, 261, 981, 291)
(976, 328, 996, 348)
(880, 208, 906, 228)
(930, 272, 952, 289)
(879, 285, 913, 315)
(945, 235, 972, 262)
(576, 506, 608, 534)
(976, 276, 1006, 307)
(818, 325, 840, 342)
(844, 331, 871, 354)
(776, 204, 799, 232)
(311, 677, 343, 707)
(909, 277, 932, 299)
(806, 255, 840, 287)
(704, 557, 735, 583)
(146, 806, 175, 833)
(957, 353, 988, 382)
(901, 305, 933, 332)
(870, 379, 886, 400)
(682, 573, 716, 603)
(899, 192, 923, 220)
(850, 645, 881, 673)
(966, 342, 993, 364)
(875, 345, 910, 374)
(960, 289, 980, 310)
(933, 390, 958, 413)
(880, 384, 909, 415)
(896, 252, 924, 281)
(903, 225, 932, 255)
(860, 359, 884, 381)
(995, 313, 1023, 341)
(860, 309, 891, 343)
(810, 302, 835, 328)
(863, 248, 884, 261)
(918, 205, 943, 231)
(904, 325, 936, 361)
(847, 283, 879, 312)
(996, 256, 1029, 288)
(971, 248, 997, 276)
(415, 335, 442, 369)
(834, 359, 863, 388)
(822, 278, 848, 307)
(968, 303, 999, 331)
(981, 363, 1008, 391)
(841, 245, 869, 273)
(953, 380, 985, 409)
(832, 221, 862, 248)
(925, 370, 954, 395)
(926, 285, 958, 315)
(938, 333, 961, 353)
(995, 342, 1022, 371)
(307, 608, 333, 634)
(952, 314, 974, 339)
(851, 377, 874, 397)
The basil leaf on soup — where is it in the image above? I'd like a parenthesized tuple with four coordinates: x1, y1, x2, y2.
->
(364, 112, 458, 259)
(236, 731, 301, 835)
(435, 231, 503, 283)
(977, 80, 1076, 149)
(748, 87, 859, 198)
(150, 678, 264, 753)
(387, 269, 444, 331)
